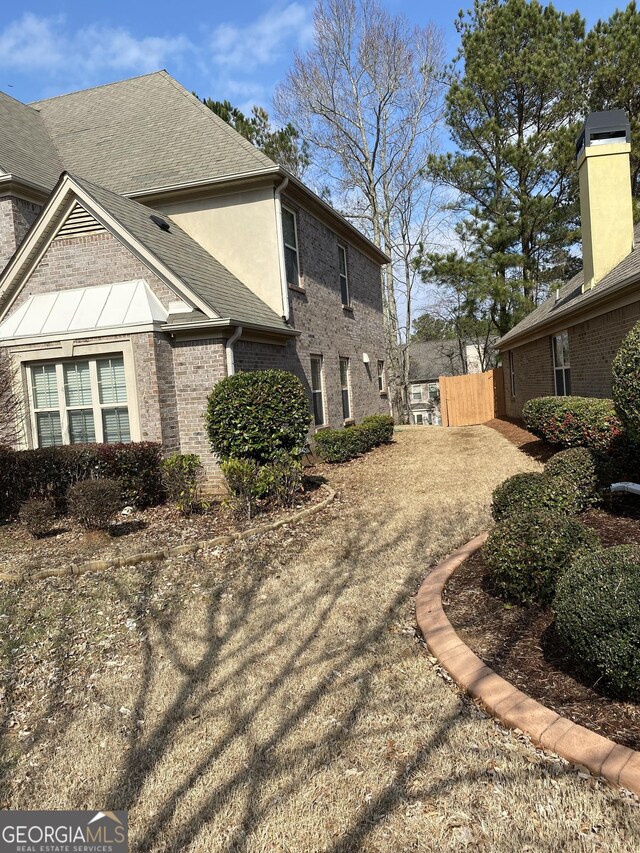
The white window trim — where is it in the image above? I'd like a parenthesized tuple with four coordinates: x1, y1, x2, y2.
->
(508, 350, 516, 398)
(340, 356, 352, 422)
(552, 331, 571, 396)
(377, 359, 386, 394)
(411, 384, 423, 402)
(310, 354, 326, 428)
(282, 205, 301, 289)
(13, 340, 140, 449)
(338, 243, 350, 307)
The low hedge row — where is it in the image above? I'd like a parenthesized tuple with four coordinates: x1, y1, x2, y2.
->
(0, 442, 164, 520)
(522, 396, 623, 453)
(314, 414, 394, 463)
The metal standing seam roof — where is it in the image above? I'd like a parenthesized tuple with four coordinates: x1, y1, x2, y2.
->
(66, 174, 291, 332)
(497, 224, 640, 349)
(0, 280, 167, 340)
(0, 91, 63, 189)
(30, 71, 277, 195)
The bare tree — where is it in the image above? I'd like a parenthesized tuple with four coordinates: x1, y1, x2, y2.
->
(0, 351, 23, 448)
(275, 0, 445, 419)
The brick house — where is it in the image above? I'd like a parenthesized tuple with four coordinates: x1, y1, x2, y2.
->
(497, 110, 640, 417)
(0, 72, 389, 471)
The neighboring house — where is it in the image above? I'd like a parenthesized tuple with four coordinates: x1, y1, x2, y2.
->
(0, 71, 389, 473)
(497, 110, 640, 417)
(406, 340, 488, 424)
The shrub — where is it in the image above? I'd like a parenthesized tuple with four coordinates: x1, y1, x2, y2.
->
(162, 453, 205, 514)
(67, 478, 122, 530)
(96, 443, 164, 508)
(484, 512, 599, 606)
(522, 396, 623, 453)
(491, 472, 578, 521)
(360, 414, 394, 446)
(19, 498, 56, 538)
(554, 545, 640, 699)
(612, 321, 640, 445)
(545, 448, 599, 512)
(221, 458, 267, 520)
(260, 451, 303, 507)
(314, 426, 366, 463)
(205, 370, 311, 464)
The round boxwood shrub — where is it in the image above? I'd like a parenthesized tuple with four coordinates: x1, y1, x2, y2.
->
(484, 512, 600, 606)
(205, 370, 312, 464)
(554, 545, 640, 699)
(68, 478, 122, 530)
(612, 321, 640, 445)
(491, 472, 576, 521)
(544, 448, 599, 512)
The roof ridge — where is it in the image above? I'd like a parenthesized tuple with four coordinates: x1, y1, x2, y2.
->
(30, 70, 168, 107)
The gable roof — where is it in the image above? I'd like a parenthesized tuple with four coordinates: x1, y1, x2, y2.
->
(0, 91, 63, 190)
(31, 71, 278, 195)
(407, 341, 465, 382)
(0, 173, 293, 335)
(498, 224, 640, 349)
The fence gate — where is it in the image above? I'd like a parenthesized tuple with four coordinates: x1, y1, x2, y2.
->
(439, 367, 505, 427)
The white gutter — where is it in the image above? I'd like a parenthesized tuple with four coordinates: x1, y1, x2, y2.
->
(225, 325, 243, 376)
(274, 175, 290, 322)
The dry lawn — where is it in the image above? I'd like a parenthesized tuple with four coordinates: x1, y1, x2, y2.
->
(2, 426, 639, 852)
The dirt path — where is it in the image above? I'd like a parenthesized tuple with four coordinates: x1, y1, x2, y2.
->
(5, 427, 640, 851)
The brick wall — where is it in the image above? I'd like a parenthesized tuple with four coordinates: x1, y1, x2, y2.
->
(0, 196, 41, 272)
(503, 298, 640, 416)
(282, 198, 389, 429)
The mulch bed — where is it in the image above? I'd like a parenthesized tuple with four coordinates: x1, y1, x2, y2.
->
(485, 417, 555, 463)
(444, 499, 640, 752)
(0, 475, 327, 579)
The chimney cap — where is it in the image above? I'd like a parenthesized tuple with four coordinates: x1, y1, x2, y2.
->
(576, 110, 630, 159)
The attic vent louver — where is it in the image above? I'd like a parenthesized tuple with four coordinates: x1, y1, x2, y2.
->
(150, 214, 171, 232)
(55, 203, 106, 239)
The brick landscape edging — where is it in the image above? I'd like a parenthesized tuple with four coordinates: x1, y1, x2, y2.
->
(416, 533, 640, 797)
(0, 485, 336, 584)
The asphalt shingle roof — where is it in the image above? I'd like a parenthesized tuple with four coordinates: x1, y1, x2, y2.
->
(407, 341, 465, 382)
(31, 71, 277, 194)
(0, 91, 63, 189)
(70, 174, 290, 332)
(498, 224, 640, 348)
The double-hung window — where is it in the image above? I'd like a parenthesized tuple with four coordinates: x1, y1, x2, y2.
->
(339, 357, 351, 420)
(411, 384, 422, 403)
(282, 207, 300, 288)
(377, 360, 385, 393)
(338, 244, 350, 306)
(428, 382, 439, 401)
(552, 331, 571, 396)
(30, 355, 131, 447)
(310, 355, 325, 426)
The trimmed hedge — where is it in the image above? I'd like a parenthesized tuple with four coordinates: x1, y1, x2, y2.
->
(68, 478, 122, 530)
(491, 472, 579, 521)
(314, 416, 394, 463)
(612, 321, 640, 445)
(484, 512, 599, 606)
(0, 442, 164, 521)
(522, 396, 623, 453)
(545, 448, 599, 512)
(205, 370, 311, 464)
(554, 545, 640, 699)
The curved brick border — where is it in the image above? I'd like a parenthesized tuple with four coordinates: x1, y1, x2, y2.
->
(416, 533, 640, 797)
(0, 485, 336, 584)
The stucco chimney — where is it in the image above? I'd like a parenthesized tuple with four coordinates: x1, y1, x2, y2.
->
(577, 110, 634, 292)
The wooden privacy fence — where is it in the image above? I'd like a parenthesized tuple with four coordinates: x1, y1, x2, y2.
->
(439, 367, 505, 427)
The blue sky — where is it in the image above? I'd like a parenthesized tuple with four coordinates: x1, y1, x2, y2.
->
(0, 0, 625, 112)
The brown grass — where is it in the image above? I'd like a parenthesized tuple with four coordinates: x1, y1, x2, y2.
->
(2, 426, 640, 851)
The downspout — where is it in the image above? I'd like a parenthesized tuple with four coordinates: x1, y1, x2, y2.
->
(225, 325, 243, 376)
(274, 175, 290, 322)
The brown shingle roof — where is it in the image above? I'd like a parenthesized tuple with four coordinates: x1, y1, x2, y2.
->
(0, 91, 63, 189)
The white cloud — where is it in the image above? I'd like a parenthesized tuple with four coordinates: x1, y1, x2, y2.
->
(209, 3, 313, 70)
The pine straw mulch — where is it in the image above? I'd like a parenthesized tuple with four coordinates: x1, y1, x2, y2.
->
(444, 496, 640, 752)
(0, 477, 326, 580)
(484, 417, 555, 463)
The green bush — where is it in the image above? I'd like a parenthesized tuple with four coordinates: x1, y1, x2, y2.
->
(67, 478, 122, 530)
(260, 451, 303, 508)
(522, 396, 623, 453)
(221, 458, 267, 520)
(554, 545, 640, 699)
(484, 512, 599, 606)
(612, 321, 640, 445)
(360, 414, 395, 446)
(19, 498, 56, 538)
(491, 472, 578, 521)
(314, 426, 366, 463)
(205, 370, 311, 464)
(162, 453, 205, 514)
(545, 448, 599, 512)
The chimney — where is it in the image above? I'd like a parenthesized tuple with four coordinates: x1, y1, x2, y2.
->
(577, 110, 634, 292)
